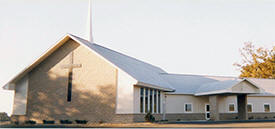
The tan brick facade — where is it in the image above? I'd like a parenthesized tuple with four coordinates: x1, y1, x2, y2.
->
(23, 40, 118, 123)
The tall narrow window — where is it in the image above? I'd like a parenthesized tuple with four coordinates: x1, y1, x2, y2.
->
(154, 89, 157, 113)
(150, 89, 153, 112)
(140, 88, 144, 113)
(145, 88, 148, 113)
(158, 90, 161, 113)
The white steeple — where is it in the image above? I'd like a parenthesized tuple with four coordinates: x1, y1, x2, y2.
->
(87, 0, 94, 43)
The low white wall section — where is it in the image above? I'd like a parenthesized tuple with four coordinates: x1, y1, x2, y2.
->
(165, 94, 209, 113)
(12, 75, 29, 115)
(248, 96, 275, 112)
(116, 69, 137, 114)
(218, 95, 237, 113)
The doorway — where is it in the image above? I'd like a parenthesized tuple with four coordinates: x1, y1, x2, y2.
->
(205, 104, 210, 120)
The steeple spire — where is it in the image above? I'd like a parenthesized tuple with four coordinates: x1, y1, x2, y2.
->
(88, 0, 94, 43)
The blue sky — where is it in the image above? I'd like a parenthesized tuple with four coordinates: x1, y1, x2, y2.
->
(1, 0, 275, 88)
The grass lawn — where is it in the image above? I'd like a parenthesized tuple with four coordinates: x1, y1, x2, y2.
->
(1, 121, 275, 128)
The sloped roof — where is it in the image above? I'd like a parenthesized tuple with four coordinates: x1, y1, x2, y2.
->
(161, 73, 239, 94)
(246, 78, 275, 96)
(3, 34, 174, 91)
(69, 34, 174, 91)
(161, 73, 275, 96)
(3, 34, 274, 95)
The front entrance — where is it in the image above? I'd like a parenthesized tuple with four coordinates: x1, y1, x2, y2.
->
(205, 104, 210, 120)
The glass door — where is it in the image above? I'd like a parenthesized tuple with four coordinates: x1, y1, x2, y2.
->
(205, 104, 210, 120)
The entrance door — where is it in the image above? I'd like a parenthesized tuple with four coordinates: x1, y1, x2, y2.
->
(205, 104, 210, 120)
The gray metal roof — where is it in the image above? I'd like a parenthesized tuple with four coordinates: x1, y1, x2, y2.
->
(3, 34, 274, 95)
(161, 73, 239, 94)
(70, 34, 174, 91)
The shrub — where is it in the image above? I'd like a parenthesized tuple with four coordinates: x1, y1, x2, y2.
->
(60, 120, 73, 124)
(43, 120, 55, 124)
(177, 119, 181, 121)
(25, 120, 36, 124)
(145, 112, 155, 122)
(75, 120, 88, 124)
(248, 116, 254, 120)
(99, 120, 104, 124)
(264, 116, 268, 119)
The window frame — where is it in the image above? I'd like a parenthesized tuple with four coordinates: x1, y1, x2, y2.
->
(184, 103, 193, 113)
(247, 103, 253, 113)
(228, 103, 235, 112)
(264, 103, 271, 112)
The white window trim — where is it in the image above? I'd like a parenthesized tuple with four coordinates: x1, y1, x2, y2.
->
(184, 103, 193, 113)
(264, 103, 271, 112)
(228, 103, 236, 112)
(247, 103, 253, 113)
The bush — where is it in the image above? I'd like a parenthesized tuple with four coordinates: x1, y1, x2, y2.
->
(75, 120, 88, 124)
(99, 120, 104, 124)
(60, 120, 73, 124)
(145, 112, 155, 122)
(177, 119, 181, 121)
(25, 120, 36, 124)
(248, 116, 254, 120)
(43, 120, 55, 124)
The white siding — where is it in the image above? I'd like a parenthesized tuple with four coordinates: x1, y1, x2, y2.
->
(12, 75, 28, 115)
(218, 95, 237, 113)
(248, 96, 275, 112)
(133, 86, 140, 113)
(116, 69, 137, 114)
(165, 94, 209, 113)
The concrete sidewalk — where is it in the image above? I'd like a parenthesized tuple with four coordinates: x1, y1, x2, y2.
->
(168, 119, 275, 124)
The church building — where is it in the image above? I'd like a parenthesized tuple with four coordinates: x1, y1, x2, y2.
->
(2, 34, 275, 123)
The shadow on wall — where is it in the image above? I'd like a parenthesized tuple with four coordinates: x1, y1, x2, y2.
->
(26, 76, 116, 123)
(12, 40, 117, 123)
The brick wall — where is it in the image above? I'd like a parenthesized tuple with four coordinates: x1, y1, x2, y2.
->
(23, 39, 118, 123)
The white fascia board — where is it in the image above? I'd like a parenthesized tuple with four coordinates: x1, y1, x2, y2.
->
(136, 81, 174, 92)
(68, 34, 138, 84)
(1, 33, 137, 90)
(243, 78, 265, 92)
(194, 89, 231, 96)
(1, 34, 72, 90)
(2, 83, 15, 90)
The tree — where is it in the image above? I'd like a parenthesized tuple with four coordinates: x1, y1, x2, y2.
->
(234, 42, 275, 79)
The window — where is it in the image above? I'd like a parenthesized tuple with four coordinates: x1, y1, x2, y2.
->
(158, 91, 161, 113)
(229, 104, 235, 112)
(140, 87, 161, 114)
(140, 88, 144, 113)
(264, 104, 271, 112)
(145, 88, 148, 113)
(150, 89, 153, 112)
(184, 103, 192, 112)
(247, 104, 252, 112)
(154, 89, 157, 113)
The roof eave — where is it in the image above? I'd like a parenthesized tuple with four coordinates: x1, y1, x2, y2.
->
(2, 34, 72, 90)
(135, 81, 174, 92)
